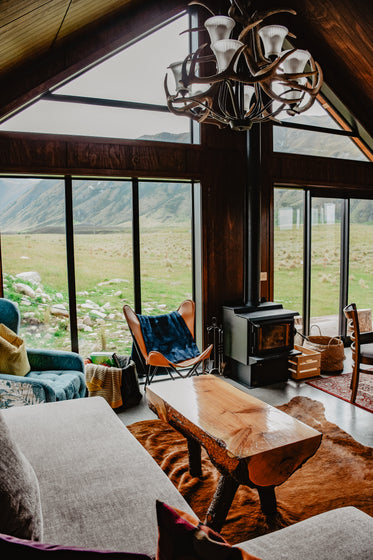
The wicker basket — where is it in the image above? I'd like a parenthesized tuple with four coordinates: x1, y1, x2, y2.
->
(302, 331, 345, 373)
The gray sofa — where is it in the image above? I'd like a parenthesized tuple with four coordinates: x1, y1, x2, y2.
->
(1, 396, 372, 558)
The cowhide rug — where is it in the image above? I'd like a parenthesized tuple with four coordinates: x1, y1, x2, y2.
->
(127, 396, 373, 545)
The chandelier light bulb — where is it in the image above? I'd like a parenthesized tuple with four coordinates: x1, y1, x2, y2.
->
(204, 16, 235, 44)
(258, 25, 288, 58)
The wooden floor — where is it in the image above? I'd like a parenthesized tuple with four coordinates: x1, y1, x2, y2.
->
(117, 348, 372, 448)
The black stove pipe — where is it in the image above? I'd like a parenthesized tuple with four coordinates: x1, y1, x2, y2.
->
(245, 125, 262, 309)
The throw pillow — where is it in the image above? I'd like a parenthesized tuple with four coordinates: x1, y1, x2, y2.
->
(0, 533, 152, 558)
(0, 412, 43, 540)
(155, 500, 261, 560)
(0, 323, 30, 376)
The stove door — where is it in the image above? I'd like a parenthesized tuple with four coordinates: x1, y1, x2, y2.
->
(250, 319, 294, 355)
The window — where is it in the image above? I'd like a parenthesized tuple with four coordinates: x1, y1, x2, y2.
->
(0, 177, 70, 349)
(273, 126, 369, 161)
(273, 96, 370, 162)
(72, 179, 134, 357)
(0, 14, 194, 144)
(348, 199, 373, 311)
(0, 176, 195, 356)
(273, 188, 304, 324)
(274, 188, 373, 338)
(139, 181, 193, 312)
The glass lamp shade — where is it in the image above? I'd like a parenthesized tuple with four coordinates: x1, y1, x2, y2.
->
(212, 39, 243, 72)
(258, 25, 288, 58)
(204, 16, 235, 44)
(276, 77, 307, 102)
(281, 49, 310, 74)
(168, 60, 189, 92)
(189, 82, 211, 96)
(243, 85, 255, 112)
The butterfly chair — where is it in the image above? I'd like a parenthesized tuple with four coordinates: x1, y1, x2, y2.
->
(0, 298, 86, 408)
(123, 300, 213, 386)
(343, 303, 373, 403)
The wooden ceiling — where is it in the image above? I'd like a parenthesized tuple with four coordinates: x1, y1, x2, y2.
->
(0, 0, 372, 138)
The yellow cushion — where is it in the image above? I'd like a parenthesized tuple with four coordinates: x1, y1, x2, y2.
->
(0, 324, 30, 376)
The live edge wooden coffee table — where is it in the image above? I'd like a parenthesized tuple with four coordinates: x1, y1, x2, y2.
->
(146, 374, 322, 532)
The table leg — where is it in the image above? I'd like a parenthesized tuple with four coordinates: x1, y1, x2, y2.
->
(187, 437, 202, 477)
(204, 475, 239, 532)
(257, 485, 277, 517)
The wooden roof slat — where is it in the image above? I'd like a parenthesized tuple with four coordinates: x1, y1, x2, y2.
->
(0, 0, 68, 74)
(56, 0, 133, 43)
(0, 0, 55, 28)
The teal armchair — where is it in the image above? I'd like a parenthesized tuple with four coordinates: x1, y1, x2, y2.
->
(0, 298, 86, 408)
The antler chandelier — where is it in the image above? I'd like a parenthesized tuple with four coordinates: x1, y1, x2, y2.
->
(165, 1, 323, 130)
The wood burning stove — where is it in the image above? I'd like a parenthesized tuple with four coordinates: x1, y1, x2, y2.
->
(223, 302, 298, 387)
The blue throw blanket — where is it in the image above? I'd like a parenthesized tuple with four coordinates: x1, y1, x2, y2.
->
(137, 311, 200, 364)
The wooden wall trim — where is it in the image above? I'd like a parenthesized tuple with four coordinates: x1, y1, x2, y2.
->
(269, 152, 373, 190)
(0, 132, 202, 179)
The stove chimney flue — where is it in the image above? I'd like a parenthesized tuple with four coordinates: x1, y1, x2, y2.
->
(246, 126, 261, 309)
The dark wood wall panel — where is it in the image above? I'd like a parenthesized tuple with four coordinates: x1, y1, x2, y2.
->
(0, 132, 68, 172)
(201, 127, 248, 325)
(0, 132, 202, 179)
(269, 153, 373, 190)
(66, 139, 202, 178)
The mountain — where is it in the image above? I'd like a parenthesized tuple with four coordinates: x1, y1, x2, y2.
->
(0, 177, 192, 233)
(138, 131, 190, 143)
(0, 177, 38, 209)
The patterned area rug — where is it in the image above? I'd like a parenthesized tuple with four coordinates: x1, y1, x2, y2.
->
(128, 396, 373, 545)
(307, 372, 373, 413)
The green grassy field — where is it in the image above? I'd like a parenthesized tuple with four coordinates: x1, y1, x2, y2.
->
(2, 229, 192, 356)
(274, 223, 373, 316)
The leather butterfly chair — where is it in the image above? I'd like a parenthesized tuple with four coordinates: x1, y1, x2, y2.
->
(123, 300, 213, 386)
(343, 303, 373, 403)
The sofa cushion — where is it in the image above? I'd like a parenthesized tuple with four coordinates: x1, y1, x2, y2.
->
(236, 506, 373, 560)
(26, 370, 85, 401)
(0, 412, 43, 540)
(155, 500, 261, 560)
(0, 323, 30, 376)
(0, 533, 152, 559)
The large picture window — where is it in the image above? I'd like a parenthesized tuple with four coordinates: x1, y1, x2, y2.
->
(0, 177, 70, 350)
(274, 188, 373, 338)
(0, 176, 195, 357)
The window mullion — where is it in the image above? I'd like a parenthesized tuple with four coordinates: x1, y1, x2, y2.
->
(65, 175, 79, 353)
(132, 178, 142, 314)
